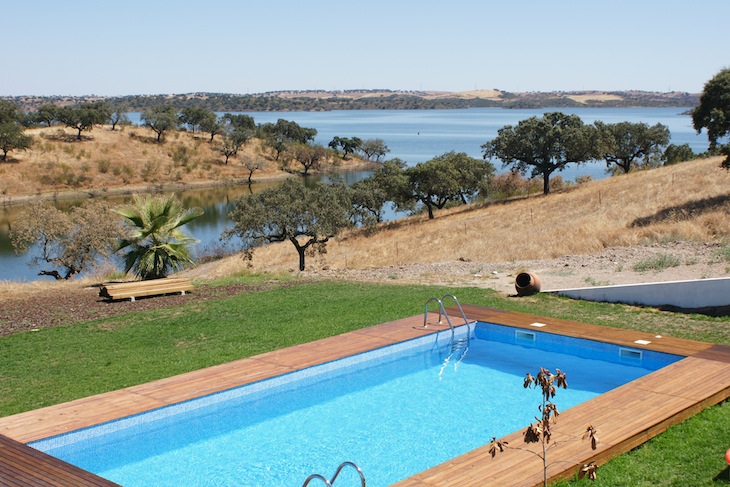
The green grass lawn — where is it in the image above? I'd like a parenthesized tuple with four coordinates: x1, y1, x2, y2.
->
(1, 275, 728, 485)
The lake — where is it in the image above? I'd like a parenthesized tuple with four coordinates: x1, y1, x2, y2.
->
(1, 107, 708, 282)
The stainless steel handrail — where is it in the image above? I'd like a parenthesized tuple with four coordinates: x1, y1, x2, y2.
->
(302, 461, 366, 487)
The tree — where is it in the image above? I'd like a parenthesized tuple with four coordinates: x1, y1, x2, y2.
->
(141, 104, 180, 142)
(692, 68, 730, 152)
(0, 101, 23, 124)
(218, 125, 252, 164)
(9, 200, 124, 280)
(328, 136, 362, 159)
(115, 194, 204, 279)
(0, 121, 32, 161)
(241, 155, 267, 186)
(180, 107, 216, 135)
(594, 121, 670, 173)
(350, 176, 389, 225)
(109, 109, 130, 131)
(351, 158, 413, 224)
(286, 142, 327, 175)
(358, 138, 390, 161)
(258, 119, 317, 160)
(222, 113, 256, 132)
(482, 112, 597, 194)
(663, 143, 695, 165)
(224, 178, 351, 271)
(58, 102, 111, 140)
(405, 152, 494, 219)
(34, 104, 60, 127)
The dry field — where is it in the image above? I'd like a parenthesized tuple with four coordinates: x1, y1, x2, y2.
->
(195, 156, 730, 293)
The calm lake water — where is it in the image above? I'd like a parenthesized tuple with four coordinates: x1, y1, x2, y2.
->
(1, 107, 707, 282)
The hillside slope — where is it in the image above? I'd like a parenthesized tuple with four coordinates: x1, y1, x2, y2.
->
(194, 157, 730, 293)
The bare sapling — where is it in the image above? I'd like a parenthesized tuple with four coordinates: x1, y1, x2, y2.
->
(488, 367, 599, 485)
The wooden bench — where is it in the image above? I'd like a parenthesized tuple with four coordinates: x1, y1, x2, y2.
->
(99, 277, 194, 302)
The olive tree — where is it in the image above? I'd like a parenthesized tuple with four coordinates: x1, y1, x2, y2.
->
(594, 121, 670, 173)
(224, 178, 351, 271)
(9, 200, 124, 280)
(483, 112, 597, 194)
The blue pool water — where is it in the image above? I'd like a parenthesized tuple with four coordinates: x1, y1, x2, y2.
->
(32, 323, 681, 486)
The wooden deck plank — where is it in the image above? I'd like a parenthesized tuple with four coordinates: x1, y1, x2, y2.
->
(1, 305, 729, 486)
(0, 435, 119, 486)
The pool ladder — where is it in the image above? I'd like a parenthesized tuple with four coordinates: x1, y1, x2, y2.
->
(423, 294, 471, 355)
(302, 461, 366, 487)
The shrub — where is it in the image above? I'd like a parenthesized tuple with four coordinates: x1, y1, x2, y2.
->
(632, 253, 681, 272)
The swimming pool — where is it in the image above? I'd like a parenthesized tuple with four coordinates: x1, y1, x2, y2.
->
(31, 322, 681, 487)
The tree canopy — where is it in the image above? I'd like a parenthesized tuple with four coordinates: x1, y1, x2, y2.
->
(692, 68, 730, 169)
(358, 138, 390, 161)
(58, 102, 111, 140)
(595, 121, 670, 173)
(405, 151, 494, 219)
(692, 68, 730, 151)
(0, 121, 32, 161)
(141, 104, 180, 142)
(258, 119, 317, 160)
(224, 178, 351, 271)
(328, 136, 362, 159)
(115, 194, 204, 279)
(482, 112, 596, 194)
(10, 200, 123, 280)
(351, 158, 412, 224)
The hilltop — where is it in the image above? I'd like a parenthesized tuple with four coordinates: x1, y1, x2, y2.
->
(0, 125, 374, 205)
(4, 89, 699, 112)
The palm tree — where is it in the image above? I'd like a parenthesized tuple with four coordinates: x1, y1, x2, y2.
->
(115, 194, 204, 280)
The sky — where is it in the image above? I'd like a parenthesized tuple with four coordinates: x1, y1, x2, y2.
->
(4, 0, 729, 97)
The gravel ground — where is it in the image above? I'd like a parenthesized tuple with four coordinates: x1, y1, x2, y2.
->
(1, 241, 727, 336)
(308, 241, 729, 294)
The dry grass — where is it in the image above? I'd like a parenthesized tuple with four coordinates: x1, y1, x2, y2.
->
(0, 125, 365, 201)
(247, 156, 730, 272)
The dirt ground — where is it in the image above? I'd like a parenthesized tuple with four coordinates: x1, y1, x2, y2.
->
(304, 241, 729, 294)
(1, 241, 727, 337)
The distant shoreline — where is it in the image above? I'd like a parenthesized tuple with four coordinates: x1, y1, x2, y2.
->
(3, 89, 699, 112)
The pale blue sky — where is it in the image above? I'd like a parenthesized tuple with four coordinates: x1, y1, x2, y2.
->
(4, 0, 728, 96)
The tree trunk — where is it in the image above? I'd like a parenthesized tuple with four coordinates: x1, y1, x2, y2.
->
(543, 173, 551, 195)
(425, 201, 434, 219)
(291, 237, 307, 271)
(38, 270, 63, 280)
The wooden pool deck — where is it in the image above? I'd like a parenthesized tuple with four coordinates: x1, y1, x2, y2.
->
(0, 305, 729, 486)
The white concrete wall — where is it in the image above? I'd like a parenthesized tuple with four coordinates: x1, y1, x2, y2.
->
(546, 277, 730, 309)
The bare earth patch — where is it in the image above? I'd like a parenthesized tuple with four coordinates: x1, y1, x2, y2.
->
(0, 241, 727, 336)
